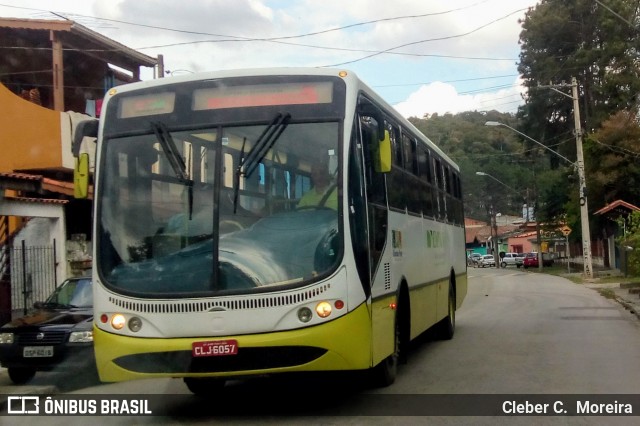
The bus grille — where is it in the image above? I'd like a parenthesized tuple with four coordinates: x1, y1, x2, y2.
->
(108, 283, 331, 314)
(113, 346, 327, 374)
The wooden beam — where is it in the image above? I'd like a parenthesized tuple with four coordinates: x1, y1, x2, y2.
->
(50, 30, 64, 111)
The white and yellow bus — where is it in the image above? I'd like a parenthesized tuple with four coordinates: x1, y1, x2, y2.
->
(74, 68, 467, 393)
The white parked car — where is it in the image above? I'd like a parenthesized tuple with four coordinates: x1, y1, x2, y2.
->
(500, 252, 520, 268)
(477, 254, 496, 268)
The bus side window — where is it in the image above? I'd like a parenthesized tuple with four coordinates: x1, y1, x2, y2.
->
(387, 125, 405, 211)
(360, 117, 386, 206)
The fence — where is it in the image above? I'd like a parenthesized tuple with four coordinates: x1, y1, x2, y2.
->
(10, 240, 57, 316)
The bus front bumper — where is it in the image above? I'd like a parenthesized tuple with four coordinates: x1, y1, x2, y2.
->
(94, 303, 372, 382)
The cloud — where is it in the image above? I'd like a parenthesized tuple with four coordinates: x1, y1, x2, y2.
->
(393, 76, 525, 118)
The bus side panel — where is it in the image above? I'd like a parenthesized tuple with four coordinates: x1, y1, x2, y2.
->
(93, 303, 373, 382)
(370, 293, 396, 367)
(408, 283, 439, 340)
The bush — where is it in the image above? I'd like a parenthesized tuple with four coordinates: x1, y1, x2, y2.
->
(616, 211, 640, 276)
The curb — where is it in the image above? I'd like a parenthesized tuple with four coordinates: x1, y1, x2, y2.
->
(614, 294, 640, 321)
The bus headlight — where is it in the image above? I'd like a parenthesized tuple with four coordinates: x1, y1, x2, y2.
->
(315, 301, 332, 318)
(111, 314, 126, 330)
(297, 307, 313, 323)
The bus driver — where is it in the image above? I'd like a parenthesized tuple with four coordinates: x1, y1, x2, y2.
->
(297, 163, 337, 210)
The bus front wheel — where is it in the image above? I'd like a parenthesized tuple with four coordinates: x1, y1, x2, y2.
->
(371, 313, 400, 387)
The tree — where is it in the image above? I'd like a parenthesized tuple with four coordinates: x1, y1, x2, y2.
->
(587, 110, 640, 205)
(518, 0, 640, 164)
(517, 0, 640, 245)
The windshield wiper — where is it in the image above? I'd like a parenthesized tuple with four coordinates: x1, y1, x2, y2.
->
(233, 113, 291, 213)
(242, 113, 291, 178)
(151, 121, 194, 217)
(150, 122, 190, 182)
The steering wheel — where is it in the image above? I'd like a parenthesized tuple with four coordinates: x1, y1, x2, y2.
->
(219, 220, 245, 232)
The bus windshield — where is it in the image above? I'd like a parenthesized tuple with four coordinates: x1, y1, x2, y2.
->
(98, 119, 342, 297)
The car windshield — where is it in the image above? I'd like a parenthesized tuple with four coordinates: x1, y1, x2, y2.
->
(44, 278, 92, 308)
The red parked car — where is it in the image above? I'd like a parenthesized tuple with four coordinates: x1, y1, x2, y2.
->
(523, 252, 539, 269)
(523, 252, 555, 268)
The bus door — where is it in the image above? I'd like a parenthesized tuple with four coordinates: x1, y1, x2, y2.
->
(352, 102, 395, 366)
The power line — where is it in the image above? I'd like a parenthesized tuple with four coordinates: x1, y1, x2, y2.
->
(0, 2, 521, 62)
(0, 1, 491, 44)
(374, 74, 519, 88)
(321, 7, 529, 67)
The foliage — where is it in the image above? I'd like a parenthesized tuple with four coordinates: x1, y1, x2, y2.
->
(518, 0, 640, 148)
(516, 0, 640, 241)
(586, 111, 640, 205)
(404, 1, 640, 236)
(615, 211, 640, 276)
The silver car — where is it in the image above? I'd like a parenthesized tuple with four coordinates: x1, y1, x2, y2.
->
(477, 254, 496, 268)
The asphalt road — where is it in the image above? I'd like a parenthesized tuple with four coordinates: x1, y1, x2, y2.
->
(2, 267, 640, 425)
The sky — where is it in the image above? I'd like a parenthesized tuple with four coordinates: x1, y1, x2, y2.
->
(0, 0, 540, 118)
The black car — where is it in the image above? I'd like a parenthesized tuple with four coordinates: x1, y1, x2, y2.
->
(0, 276, 95, 384)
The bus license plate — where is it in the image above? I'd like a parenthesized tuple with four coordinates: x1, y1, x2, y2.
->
(23, 346, 54, 358)
(192, 340, 238, 357)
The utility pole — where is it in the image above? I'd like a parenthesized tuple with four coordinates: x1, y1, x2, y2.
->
(571, 77, 594, 278)
(529, 77, 594, 279)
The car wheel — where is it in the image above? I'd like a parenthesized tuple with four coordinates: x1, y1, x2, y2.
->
(500, 262, 507, 268)
(8, 367, 36, 385)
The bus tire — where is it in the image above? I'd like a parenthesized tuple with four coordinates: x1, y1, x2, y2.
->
(371, 312, 400, 387)
(436, 284, 455, 340)
(183, 377, 226, 395)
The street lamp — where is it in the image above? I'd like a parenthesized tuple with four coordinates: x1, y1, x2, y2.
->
(485, 122, 576, 166)
(475, 171, 520, 195)
(485, 120, 594, 278)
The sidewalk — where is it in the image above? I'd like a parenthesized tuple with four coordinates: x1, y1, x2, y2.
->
(583, 279, 640, 321)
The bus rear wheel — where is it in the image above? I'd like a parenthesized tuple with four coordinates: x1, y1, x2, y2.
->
(183, 377, 226, 395)
(435, 285, 455, 340)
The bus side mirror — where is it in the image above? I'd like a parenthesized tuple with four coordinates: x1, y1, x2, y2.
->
(375, 130, 392, 173)
(72, 119, 98, 157)
(74, 153, 90, 199)
(72, 119, 97, 199)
